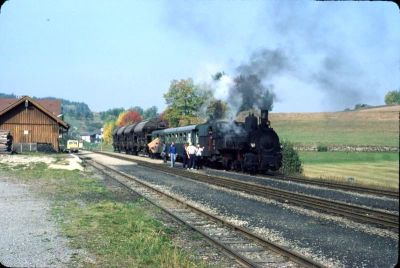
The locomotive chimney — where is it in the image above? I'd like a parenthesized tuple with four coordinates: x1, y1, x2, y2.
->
(260, 109, 269, 127)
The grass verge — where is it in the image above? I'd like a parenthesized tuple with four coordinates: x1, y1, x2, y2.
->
(0, 159, 208, 267)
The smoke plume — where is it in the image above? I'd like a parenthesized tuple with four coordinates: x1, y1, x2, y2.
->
(216, 48, 290, 116)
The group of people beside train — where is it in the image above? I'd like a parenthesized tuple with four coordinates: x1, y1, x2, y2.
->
(167, 142, 204, 169)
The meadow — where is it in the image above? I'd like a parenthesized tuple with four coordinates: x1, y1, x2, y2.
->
(271, 106, 399, 190)
(299, 151, 399, 190)
(270, 105, 399, 147)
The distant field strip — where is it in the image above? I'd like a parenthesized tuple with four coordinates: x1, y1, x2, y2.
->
(269, 106, 400, 147)
(303, 161, 399, 189)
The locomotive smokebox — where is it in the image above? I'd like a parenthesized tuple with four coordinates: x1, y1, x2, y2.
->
(260, 109, 269, 127)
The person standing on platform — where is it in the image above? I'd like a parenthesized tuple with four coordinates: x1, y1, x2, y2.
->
(186, 143, 197, 169)
(169, 142, 177, 167)
(182, 143, 189, 169)
(161, 142, 167, 163)
(195, 144, 204, 169)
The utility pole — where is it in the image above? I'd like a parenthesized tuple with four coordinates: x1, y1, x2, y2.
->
(100, 128, 104, 151)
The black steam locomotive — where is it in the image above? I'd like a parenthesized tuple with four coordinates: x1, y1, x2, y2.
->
(112, 109, 282, 173)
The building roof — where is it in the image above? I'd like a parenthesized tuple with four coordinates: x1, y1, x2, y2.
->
(0, 96, 69, 129)
(0, 97, 61, 116)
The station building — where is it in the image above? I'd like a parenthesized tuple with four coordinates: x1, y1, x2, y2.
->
(0, 96, 69, 152)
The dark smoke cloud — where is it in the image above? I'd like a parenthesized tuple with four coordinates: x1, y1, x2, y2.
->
(227, 49, 290, 113)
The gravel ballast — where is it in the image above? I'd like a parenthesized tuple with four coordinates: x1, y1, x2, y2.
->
(88, 152, 398, 268)
(201, 169, 399, 213)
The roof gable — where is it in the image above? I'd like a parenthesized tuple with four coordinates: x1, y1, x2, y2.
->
(0, 96, 69, 129)
(0, 98, 61, 115)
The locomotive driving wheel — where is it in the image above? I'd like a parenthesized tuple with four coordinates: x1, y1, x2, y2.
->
(232, 160, 242, 171)
(222, 158, 232, 170)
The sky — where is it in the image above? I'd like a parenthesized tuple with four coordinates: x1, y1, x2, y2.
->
(0, 0, 399, 113)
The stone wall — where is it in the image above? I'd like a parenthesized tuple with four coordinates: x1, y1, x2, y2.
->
(294, 145, 399, 152)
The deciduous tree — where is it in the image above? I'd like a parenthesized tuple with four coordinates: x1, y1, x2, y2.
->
(129, 106, 144, 116)
(384, 90, 400, 105)
(102, 121, 115, 145)
(206, 100, 228, 120)
(115, 110, 142, 127)
(143, 106, 158, 119)
(100, 108, 125, 121)
(163, 78, 212, 127)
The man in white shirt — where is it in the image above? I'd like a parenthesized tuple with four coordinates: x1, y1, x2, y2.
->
(186, 143, 197, 169)
(195, 144, 204, 169)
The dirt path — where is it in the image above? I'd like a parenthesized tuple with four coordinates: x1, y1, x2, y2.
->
(0, 179, 77, 267)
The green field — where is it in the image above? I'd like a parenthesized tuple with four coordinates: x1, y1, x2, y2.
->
(274, 120, 398, 147)
(270, 106, 399, 147)
(268, 106, 400, 189)
(299, 152, 399, 190)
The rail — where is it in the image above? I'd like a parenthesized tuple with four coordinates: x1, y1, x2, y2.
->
(82, 156, 325, 268)
(92, 151, 399, 231)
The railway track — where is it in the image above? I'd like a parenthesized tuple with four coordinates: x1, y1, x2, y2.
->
(92, 151, 399, 231)
(263, 173, 399, 199)
(82, 155, 325, 268)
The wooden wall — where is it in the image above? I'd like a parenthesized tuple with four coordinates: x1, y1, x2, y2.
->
(0, 102, 61, 151)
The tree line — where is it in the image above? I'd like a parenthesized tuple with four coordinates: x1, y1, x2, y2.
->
(101, 78, 229, 144)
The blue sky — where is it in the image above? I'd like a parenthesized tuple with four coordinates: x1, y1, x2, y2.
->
(0, 1, 399, 113)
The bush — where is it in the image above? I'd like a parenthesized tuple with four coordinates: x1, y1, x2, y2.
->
(317, 144, 328, 152)
(281, 141, 303, 175)
(354, 103, 370, 110)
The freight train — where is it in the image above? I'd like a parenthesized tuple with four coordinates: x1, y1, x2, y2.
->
(112, 109, 282, 173)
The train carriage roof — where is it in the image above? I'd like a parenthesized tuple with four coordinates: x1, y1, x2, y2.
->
(116, 126, 127, 135)
(123, 123, 138, 134)
(153, 125, 197, 135)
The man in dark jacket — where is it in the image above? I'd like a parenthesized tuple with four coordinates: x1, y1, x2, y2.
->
(169, 142, 177, 167)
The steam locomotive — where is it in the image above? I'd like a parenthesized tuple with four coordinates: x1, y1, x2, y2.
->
(112, 109, 282, 173)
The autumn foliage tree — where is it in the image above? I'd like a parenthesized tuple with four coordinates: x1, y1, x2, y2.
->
(115, 110, 142, 127)
(102, 121, 115, 145)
